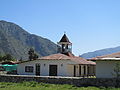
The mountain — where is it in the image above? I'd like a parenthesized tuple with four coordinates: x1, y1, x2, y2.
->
(0, 20, 57, 60)
(80, 46, 120, 59)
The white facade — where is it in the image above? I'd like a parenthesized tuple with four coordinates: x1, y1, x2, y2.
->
(17, 59, 82, 77)
(17, 34, 95, 77)
(96, 61, 119, 78)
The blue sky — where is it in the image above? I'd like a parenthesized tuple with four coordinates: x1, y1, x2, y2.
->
(1, 0, 120, 56)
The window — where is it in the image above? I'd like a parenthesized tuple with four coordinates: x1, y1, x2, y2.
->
(25, 66, 33, 73)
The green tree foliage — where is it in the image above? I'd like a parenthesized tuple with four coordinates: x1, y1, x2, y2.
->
(112, 63, 120, 78)
(28, 48, 34, 61)
(28, 48, 38, 61)
(112, 62, 120, 87)
(0, 55, 3, 61)
(0, 54, 15, 62)
(33, 53, 39, 60)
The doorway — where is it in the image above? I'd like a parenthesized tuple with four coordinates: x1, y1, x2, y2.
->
(74, 65, 76, 77)
(36, 64, 40, 76)
(49, 65, 57, 76)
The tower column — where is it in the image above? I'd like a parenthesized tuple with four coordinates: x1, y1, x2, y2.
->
(57, 34, 72, 54)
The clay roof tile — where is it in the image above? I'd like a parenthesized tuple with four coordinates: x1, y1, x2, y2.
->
(38, 53, 95, 65)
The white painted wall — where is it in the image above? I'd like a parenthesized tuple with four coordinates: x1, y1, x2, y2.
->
(67, 65, 80, 77)
(96, 61, 119, 78)
(17, 62, 35, 75)
(75, 65, 80, 76)
(17, 59, 78, 77)
(67, 65, 74, 76)
(80, 65, 85, 76)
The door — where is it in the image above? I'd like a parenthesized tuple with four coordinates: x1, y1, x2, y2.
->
(49, 65, 57, 76)
(36, 64, 40, 76)
(74, 65, 76, 77)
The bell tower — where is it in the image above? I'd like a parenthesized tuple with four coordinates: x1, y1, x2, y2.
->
(57, 34, 72, 54)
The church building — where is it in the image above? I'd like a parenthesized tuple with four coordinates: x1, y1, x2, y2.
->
(17, 34, 96, 77)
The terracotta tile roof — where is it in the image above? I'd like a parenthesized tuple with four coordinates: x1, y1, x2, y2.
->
(63, 52, 75, 57)
(38, 53, 96, 65)
(87, 61, 96, 65)
(71, 56, 96, 65)
(38, 53, 71, 60)
(91, 52, 120, 61)
(59, 34, 71, 43)
(19, 52, 95, 65)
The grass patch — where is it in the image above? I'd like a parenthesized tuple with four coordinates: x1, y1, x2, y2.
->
(0, 82, 119, 90)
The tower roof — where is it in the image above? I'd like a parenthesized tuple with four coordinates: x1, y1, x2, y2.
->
(59, 34, 71, 43)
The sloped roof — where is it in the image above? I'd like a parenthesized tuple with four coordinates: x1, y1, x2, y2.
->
(59, 34, 71, 43)
(19, 53, 95, 65)
(38, 53, 96, 65)
(39, 53, 71, 60)
(91, 52, 120, 61)
(63, 52, 75, 57)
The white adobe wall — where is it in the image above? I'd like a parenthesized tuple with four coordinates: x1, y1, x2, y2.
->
(80, 65, 87, 76)
(67, 65, 80, 77)
(17, 61, 35, 75)
(67, 65, 74, 76)
(76, 65, 80, 76)
(17, 59, 78, 77)
(96, 61, 119, 78)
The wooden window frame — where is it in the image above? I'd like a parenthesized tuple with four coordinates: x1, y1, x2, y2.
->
(25, 66, 34, 73)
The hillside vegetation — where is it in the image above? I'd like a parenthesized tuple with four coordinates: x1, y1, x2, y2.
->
(0, 20, 57, 60)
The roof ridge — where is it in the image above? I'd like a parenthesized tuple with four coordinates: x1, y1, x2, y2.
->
(59, 34, 71, 43)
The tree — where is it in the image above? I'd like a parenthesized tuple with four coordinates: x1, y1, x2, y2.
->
(28, 48, 34, 61)
(2, 54, 15, 61)
(33, 53, 38, 60)
(112, 63, 120, 78)
(112, 62, 120, 87)
(0, 55, 3, 61)
(28, 48, 38, 60)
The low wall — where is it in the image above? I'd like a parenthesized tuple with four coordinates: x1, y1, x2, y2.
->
(0, 75, 120, 87)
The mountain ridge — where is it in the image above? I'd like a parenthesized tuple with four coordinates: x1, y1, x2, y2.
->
(80, 46, 120, 59)
(0, 20, 57, 60)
